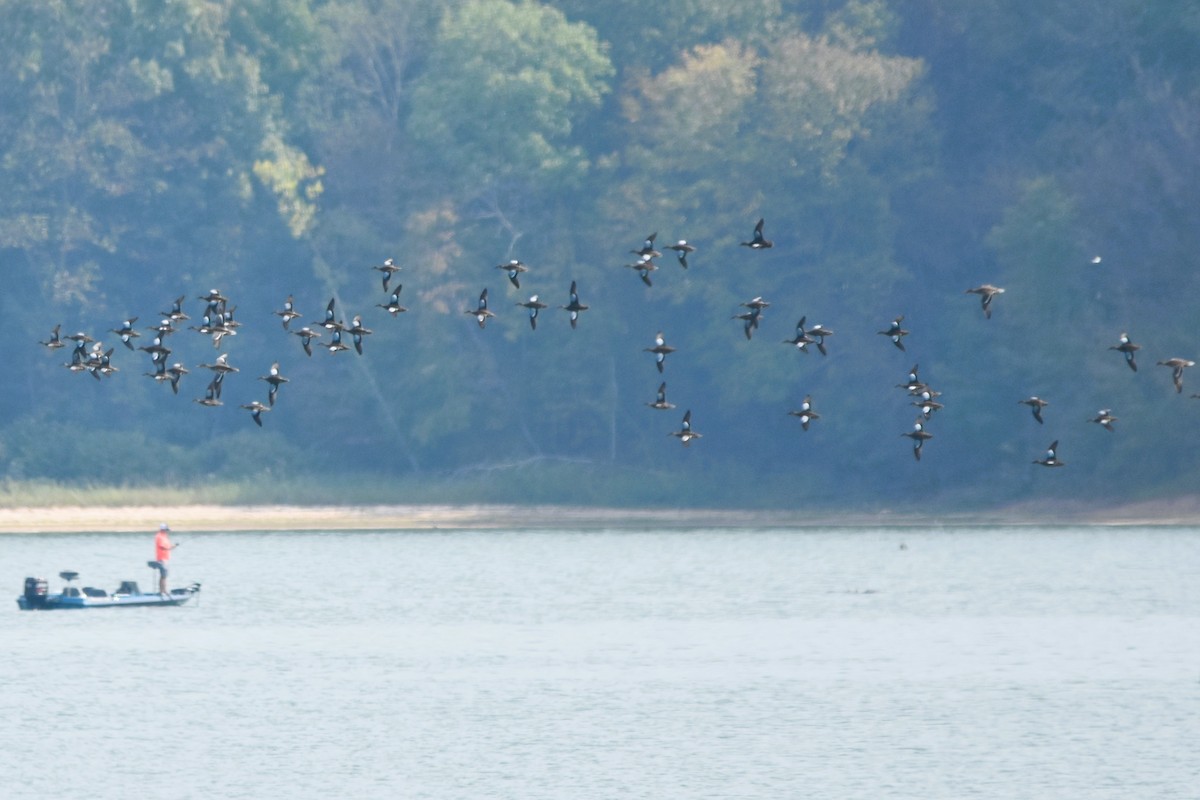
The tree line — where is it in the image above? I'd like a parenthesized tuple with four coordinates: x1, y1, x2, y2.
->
(1, 0, 1198, 509)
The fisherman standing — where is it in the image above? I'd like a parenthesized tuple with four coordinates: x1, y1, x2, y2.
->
(152, 523, 178, 595)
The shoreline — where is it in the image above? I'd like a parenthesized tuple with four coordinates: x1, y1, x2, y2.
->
(0, 500, 1198, 533)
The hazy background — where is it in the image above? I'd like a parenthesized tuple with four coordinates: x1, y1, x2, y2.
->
(3, 0, 1198, 509)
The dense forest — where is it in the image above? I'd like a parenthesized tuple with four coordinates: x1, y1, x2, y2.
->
(2, 0, 1199, 510)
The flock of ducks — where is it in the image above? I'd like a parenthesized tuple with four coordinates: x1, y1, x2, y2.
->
(37, 216, 1198, 465)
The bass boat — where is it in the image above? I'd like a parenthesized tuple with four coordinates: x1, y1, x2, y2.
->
(17, 567, 200, 610)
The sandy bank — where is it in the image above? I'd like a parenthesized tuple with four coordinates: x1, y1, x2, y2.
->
(0, 504, 821, 533)
(0, 499, 1198, 533)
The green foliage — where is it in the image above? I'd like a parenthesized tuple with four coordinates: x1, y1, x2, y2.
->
(254, 134, 325, 238)
(3, 0, 1200, 510)
(556, 0, 784, 74)
(407, 0, 614, 190)
(0, 0, 318, 311)
(986, 177, 1081, 281)
(758, 30, 924, 181)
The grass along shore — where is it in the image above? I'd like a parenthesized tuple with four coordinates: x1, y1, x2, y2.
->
(0, 480, 1198, 532)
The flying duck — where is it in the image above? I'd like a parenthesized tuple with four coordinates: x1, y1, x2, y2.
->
(559, 281, 588, 329)
(625, 254, 658, 287)
(877, 316, 909, 351)
(465, 289, 495, 329)
(896, 364, 921, 391)
(1157, 357, 1195, 393)
(1019, 396, 1049, 424)
(666, 240, 695, 268)
(806, 323, 834, 356)
(901, 418, 934, 461)
(1088, 409, 1117, 432)
(908, 384, 942, 402)
(1033, 440, 1065, 467)
(193, 379, 223, 408)
(187, 315, 217, 339)
(160, 295, 189, 322)
(219, 305, 240, 333)
(198, 289, 229, 321)
(1108, 332, 1139, 372)
(373, 257, 402, 292)
(632, 232, 661, 259)
(376, 285, 408, 317)
(137, 339, 171, 369)
(291, 326, 321, 357)
(515, 294, 548, 330)
(67, 339, 100, 372)
(964, 284, 1005, 319)
(258, 362, 288, 406)
(146, 317, 176, 338)
(109, 318, 141, 350)
(495, 259, 529, 289)
(240, 400, 271, 427)
(67, 336, 91, 367)
(734, 298, 767, 339)
(166, 363, 189, 395)
(644, 331, 676, 373)
(315, 297, 340, 330)
(274, 295, 301, 329)
(208, 308, 237, 349)
(645, 382, 675, 411)
(740, 218, 772, 249)
(782, 317, 815, 353)
(197, 352, 238, 377)
(912, 397, 944, 420)
(206, 373, 223, 401)
(669, 410, 701, 446)
(39, 324, 65, 350)
(323, 327, 350, 354)
(732, 308, 762, 340)
(145, 366, 171, 385)
(87, 347, 117, 380)
(347, 314, 372, 354)
(788, 395, 820, 431)
(199, 288, 229, 306)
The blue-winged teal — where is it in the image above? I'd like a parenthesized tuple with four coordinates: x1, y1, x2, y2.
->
(560, 281, 588, 329)
(877, 316, 909, 351)
(1108, 332, 1139, 372)
(516, 294, 548, 330)
(964, 284, 1005, 319)
(1157, 358, 1195, 393)
(644, 331, 676, 373)
(374, 257, 401, 292)
(901, 418, 934, 461)
(465, 289, 495, 329)
(1019, 396, 1049, 424)
(669, 410, 701, 446)
(646, 382, 675, 411)
(1033, 440, 1065, 467)
(666, 240, 695, 268)
(740, 218, 772, 249)
(788, 395, 820, 431)
(496, 260, 529, 289)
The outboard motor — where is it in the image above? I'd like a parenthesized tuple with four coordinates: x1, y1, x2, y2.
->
(23, 577, 48, 609)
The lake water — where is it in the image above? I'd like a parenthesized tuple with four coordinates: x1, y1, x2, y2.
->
(1, 525, 1197, 799)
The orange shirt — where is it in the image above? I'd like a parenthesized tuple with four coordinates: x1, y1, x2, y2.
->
(155, 530, 172, 562)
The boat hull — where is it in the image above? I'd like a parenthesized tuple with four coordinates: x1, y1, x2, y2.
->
(17, 586, 200, 610)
